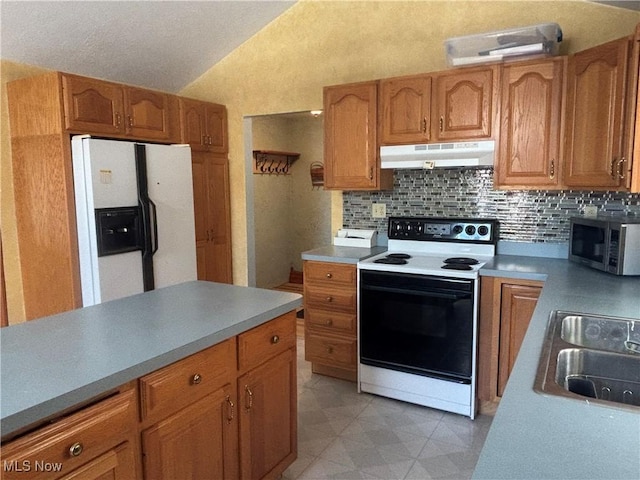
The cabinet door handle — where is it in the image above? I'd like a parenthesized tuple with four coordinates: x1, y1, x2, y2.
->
(225, 395, 235, 423)
(271, 334, 280, 344)
(549, 159, 555, 179)
(115, 113, 121, 128)
(69, 442, 83, 457)
(611, 157, 618, 179)
(127, 115, 133, 128)
(207, 135, 213, 146)
(422, 117, 427, 133)
(618, 157, 626, 180)
(202, 134, 208, 146)
(369, 167, 373, 180)
(192, 373, 202, 385)
(439, 116, 444, 133)
(245, 385, 253, 411)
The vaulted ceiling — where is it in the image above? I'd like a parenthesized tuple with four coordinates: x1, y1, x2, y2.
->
(0, 1, 637, 93)
(0, 1, 296, 92)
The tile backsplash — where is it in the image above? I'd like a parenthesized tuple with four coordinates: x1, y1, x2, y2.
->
(343, 169, 640, 243)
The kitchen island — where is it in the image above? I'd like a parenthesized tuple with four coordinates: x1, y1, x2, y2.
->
(1, 281, 302, 479)
(474, 256, 640, 479)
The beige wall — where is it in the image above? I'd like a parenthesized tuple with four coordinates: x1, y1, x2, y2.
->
(1, 1, 639, 320)
(179, 0, 640, 286)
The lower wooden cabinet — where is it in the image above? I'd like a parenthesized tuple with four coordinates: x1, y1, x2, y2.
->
(303, 260, 358, 381)
(238, 349, 297, 480)
(142, 387, 238, 480)
(0, 385, 140, 480)
(1, 312, 298, 480)
(477, 277, 543, 410)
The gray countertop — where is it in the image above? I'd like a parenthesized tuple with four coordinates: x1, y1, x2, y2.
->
(301, 245, 386, 264)
(0, 281, 302, 437)
(474, 256, 640, 479)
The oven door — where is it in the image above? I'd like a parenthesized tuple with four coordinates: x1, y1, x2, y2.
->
(359, 270, 476, 383)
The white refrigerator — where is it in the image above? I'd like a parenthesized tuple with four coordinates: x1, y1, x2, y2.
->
(72, 135, 197, 307)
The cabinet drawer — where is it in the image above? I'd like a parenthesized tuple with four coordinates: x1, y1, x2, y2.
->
(305, 332, 357, 370)
(238, 311, 296, 373)
(304, 261, 356, 287)
(305, 286, 356, 312)
(139, 338, 235, 423)
(306, 309, 356, 335)
(1, 389, 136, 480)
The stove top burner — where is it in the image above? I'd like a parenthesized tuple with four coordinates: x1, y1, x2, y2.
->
(374, 256, 408, 265)
(443, 257, 479, 265)
(441, 263, 474, 271)
(387, 253, 412, 259)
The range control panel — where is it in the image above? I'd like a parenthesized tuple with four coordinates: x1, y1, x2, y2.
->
(388, 217, 497, 244)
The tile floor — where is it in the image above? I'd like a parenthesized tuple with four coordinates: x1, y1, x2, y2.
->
(283, 337, 493, 480)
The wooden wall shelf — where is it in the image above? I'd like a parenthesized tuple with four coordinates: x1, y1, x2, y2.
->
(253, 150, 300, 174)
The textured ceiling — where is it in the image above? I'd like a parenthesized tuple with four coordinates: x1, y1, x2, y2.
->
(1, 1, 638, 93)
(0, 1, 296, 92)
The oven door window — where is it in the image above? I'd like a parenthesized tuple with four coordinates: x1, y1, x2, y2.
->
(359, 270, 475, 383)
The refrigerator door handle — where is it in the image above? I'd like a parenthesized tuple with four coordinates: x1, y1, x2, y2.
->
(149, 197, 159, 254)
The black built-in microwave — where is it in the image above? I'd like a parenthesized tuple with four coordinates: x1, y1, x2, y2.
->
(569, 216, 640, 276)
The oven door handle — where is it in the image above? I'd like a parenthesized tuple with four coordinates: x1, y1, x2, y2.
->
(361, 285, 470, 300)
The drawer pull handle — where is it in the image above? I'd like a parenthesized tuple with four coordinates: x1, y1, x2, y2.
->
(225, 395, 235, 423)
(245, 385, 253, 411)
(326, 319, 333, 326)
(326, 296, 333, 302)
(192, 373, 202, 385)
(327, 346, 334, 354)
(69, 442, 83, 457)
(326, 272, 332, 278)
(271, 335, 280, 344)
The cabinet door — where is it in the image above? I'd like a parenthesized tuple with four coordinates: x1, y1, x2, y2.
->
(204, 103, 229, 153)
(142, 386, 238, 480)
(238, 349, 296, 480)
(191, 152, 232, 283)
(180, 98, 208, 150)
(324, 82, 391, 190)
(497, 284, 542, 397)
(433, 66, 497, 141)
(380, 75, 431, 144)
(564, 36, 629, 188)
(124, 87, 176, 141)
(62, 74, 124, 135)
(496, 58, 565, 188)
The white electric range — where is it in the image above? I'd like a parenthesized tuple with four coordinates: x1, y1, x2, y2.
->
(357, 217, 498, 419)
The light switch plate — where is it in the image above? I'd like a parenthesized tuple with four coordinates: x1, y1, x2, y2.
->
(372, 203, 386, 218)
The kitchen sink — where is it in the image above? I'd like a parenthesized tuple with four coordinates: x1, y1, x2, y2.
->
(534, 311, 640, 411)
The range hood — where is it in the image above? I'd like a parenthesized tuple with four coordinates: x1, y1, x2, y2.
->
(380, 140, 495, 169)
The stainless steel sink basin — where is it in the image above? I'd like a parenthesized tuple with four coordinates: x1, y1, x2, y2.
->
(560, 314, 640, 354)
(534, 311, 640, 411)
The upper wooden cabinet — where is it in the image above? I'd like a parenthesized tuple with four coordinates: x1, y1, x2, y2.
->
(62, 73, 180, 142)
(432, 65, 499, 142)
(495, 57, 566, 189)
(379, 74, 432, 144)
(323, 81, 393, 191)
(564, 37, 630, 189)
(379, 66, 498, 146)
(191, 152, 233, 284)
(179, 98, 228, 153)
